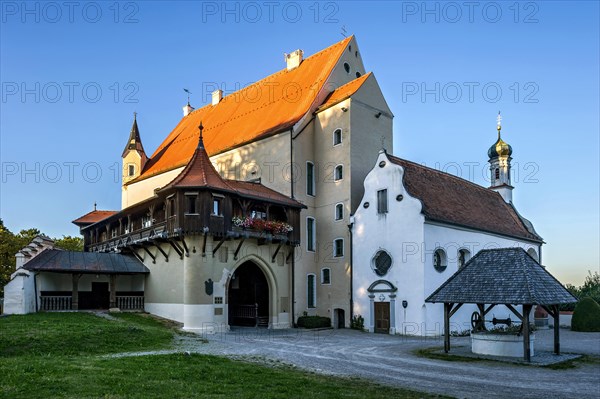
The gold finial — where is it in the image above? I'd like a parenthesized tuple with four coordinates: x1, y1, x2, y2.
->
(133, 111, 137, 121)
(497, 111, 502, 130)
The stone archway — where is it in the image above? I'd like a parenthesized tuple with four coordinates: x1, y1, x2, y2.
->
(227, 261, 270, 327)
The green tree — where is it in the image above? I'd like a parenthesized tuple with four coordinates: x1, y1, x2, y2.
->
(54, 236, 84, 251)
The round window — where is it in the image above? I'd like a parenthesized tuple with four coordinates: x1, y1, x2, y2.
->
(433, 249, 447, 273)
(373, 250, 392, 277)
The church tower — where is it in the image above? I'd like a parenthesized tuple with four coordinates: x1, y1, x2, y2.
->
(121, 113, 147, 186)
(488, 112, 513, 203)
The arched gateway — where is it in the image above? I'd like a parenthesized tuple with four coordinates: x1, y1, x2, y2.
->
(228, 261, 270, 327)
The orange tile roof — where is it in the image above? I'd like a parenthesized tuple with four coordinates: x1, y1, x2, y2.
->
(72, 210, 118, 226)
(389, 155, 543, 242)
(128, 36, 353, 184)
(317, 72, 371, 111)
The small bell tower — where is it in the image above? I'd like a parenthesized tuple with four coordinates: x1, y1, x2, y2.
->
(122, 112, 147, 186)
(488, 112, 513, 203)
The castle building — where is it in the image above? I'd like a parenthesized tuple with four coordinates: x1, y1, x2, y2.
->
(3, 37, 543, 335)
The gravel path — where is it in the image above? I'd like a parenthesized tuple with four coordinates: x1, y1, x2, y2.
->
(110, 327, 600, 399)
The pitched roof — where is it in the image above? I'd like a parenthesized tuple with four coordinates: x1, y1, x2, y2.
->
(22, 249, 149, 274)
(389, 155, 543, 242)
(317, 72, 371, 111)
(128, 36, 353, 184)
(72, 210, 118, 226)
(161, 124, 234, 192)
(426, 247, 577, 305)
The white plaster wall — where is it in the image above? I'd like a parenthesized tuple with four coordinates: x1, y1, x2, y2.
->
(352, 152, 425, 333)
(122, 167, 184, 209)
(3, 271, 36, 314)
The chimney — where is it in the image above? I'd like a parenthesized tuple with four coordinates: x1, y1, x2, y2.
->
(285, 49, 304, 71)
(183, 102, 195, 117)
(212, 89, 223, 106)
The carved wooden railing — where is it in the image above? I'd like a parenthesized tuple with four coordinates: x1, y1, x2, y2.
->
(40, 296, 72, 311)
(116, 296, 144, 310)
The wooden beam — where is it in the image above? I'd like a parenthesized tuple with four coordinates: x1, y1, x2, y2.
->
(543, 304, 561, 355)
(169, 240, 184, 259)
(483, 304, 496, 316)
(505, 304, 523, 320)
(449, 303, 463, 318)
(154, 242, 169, 262)
(271, 240, 285, 263)
(212, 235, 227, 257)
(444, 303, 451, 353)
(522, 304, 532, 362)
(131, 250, 144, 263)
(179, 237, 190, 257)
(286, 250, 293, 264)
(233, 237, 246, 260)
(143, 247, 156, 264)
(201, 232, 208, 257)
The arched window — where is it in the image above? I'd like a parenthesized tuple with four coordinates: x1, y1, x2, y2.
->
(333, 238, 344, 258)
(495, 168, 500, 180)
(343, 62, 350, 73)
(334, 165, 343, 181)
(433, 248, 447, 272)
(458, 249, 471, 268)
(333, 128, 342, 146)
(307, 274, 316, 308)
(335, 203, 344, 221)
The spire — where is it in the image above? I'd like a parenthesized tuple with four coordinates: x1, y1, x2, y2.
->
(122, 112, 145, 157)
(496, 110, 502, 139)
(198, 121, 204, 149)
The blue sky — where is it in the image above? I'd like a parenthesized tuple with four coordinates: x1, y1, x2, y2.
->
(1, 1, 598, 285)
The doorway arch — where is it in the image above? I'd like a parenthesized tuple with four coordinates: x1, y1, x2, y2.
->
(228, 261, 270, 327)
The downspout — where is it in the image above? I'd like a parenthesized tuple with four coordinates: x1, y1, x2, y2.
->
(348, 216, 354, 322)
(290, 128, 295, 326)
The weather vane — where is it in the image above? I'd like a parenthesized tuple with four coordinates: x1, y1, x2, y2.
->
(184, 88, 192, 104)
(341, 25, 347, 38)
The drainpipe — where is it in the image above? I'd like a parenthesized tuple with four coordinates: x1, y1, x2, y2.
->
(348, 216, 354, 322)
(289, 128, 295, 326)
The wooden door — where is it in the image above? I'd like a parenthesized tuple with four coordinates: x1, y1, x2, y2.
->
(374, 302, 390, 334)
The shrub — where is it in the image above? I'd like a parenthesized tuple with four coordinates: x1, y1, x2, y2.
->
(571, 297, 600, 332)
(297, 316, 331, 329)
(350, 315, 364, 331)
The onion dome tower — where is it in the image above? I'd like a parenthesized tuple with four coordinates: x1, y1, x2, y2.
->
(488, 112, 513, 203)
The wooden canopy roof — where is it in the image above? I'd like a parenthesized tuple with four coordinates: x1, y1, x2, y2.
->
(426, 247, 577, 305)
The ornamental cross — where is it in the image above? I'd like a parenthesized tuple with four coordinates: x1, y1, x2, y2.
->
(497, 111, 502, 129)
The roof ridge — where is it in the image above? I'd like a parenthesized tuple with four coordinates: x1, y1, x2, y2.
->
(186, 36, 352, 118)
(388, 155, 500, 196)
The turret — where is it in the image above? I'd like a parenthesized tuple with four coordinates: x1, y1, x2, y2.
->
(121, 112, 147, 186)
(488, 112, 513, 203)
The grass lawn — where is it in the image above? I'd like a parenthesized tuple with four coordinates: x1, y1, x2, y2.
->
(0, 313, 448, 399)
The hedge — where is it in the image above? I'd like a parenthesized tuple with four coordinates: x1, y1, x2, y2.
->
(571, 297, 600, 332)
(297, 316, 331, 329)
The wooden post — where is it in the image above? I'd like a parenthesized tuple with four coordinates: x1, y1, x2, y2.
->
(553, 304, 560, 355)
(444, 303, 450, 353)
(109, 275, 117, 309)
(71, 274, 81, 310)
(522, 304, 532, 362)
